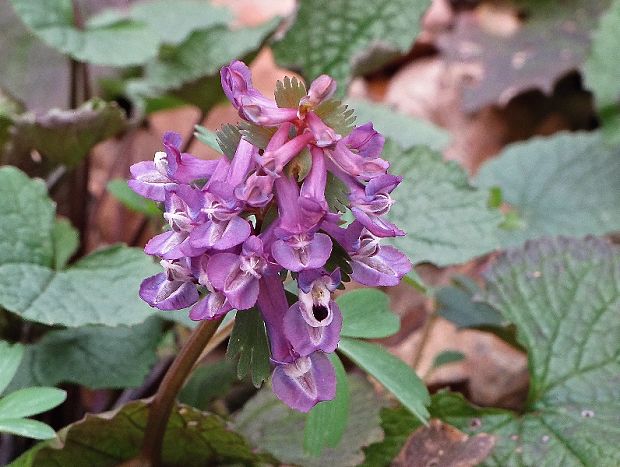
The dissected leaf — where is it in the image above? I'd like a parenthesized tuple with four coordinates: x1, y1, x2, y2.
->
(439, 0, 611, 111)
(273, 0, 433, 91)
(0, 387, 65, 420)
(216, 123, 242, 158)
(107, 179, 161, 218)
(314, 99, 356, 136)
(476, 132, 620, 247)
(350, 99, 450, 151)
(239, 121, 276, 150)
(9, 98, 126, 167)
(304, 353, 350, 455)
(338, 337, 430, 424)
(275, 76, 306, 109)
(8, 317, 163, 391)
(193, 125, 222, 154)
(12, 400, 271, 466)
(432, 236, 620, 466)
(235, 375, 384, 467)
(51, 218, 79, 270)
(384, 141, 502, 266)
(226, 308, 271, 388)
(9, 0, 160, 66)
(325, 171, 349, 214)
(338, 289, 400, 339)
(0, 341, 24, 395)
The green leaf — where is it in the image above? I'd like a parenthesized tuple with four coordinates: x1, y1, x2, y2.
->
(350, 99, 450, 151)
(430, 350, 465, 370)
(0, 418, 56, 440)
(135, 19, 278, 101)
(0, 342, 24, 395)
(0, 166, 55, 267)
(129, 0, 232, 46)
(238, 121, 276, 150)
(194, 125, 223, 154)
(432, 236, 620, 466)
(384, 141, 502, 266)
(9, 0, 160, 66)
(235, 375, 384, 467)
(51, 218, 78, 270)
(361, 406, 423, 467)
(273, 0, 433, 91)
(338, 289, 400, 339)
(0, 387, 65, 420)
(314, 99, 356, 136)
(338, 337, 430, 424)
(179, 360, 237, 410)
(476, 132, 620, 247)
(275, 76, 307, 108)
(0, 244, 161, 327)
(304, 353, 350, 455)
(226, 308, 271, 388)
(0, 167, 166, 328)
(11, 400, 272, 466)
(8, 317, 163, 391)
(584, 0, 620, 112)
(9, 98, 126, 167)
(107, 179, 161, 218)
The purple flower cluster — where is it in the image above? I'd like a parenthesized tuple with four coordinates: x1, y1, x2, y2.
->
(129, 61, 411, 412)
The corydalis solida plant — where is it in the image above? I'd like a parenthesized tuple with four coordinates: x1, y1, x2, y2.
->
(129, 61, 411, 412)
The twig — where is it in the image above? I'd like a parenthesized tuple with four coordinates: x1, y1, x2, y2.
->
(135, 317, 223, 466)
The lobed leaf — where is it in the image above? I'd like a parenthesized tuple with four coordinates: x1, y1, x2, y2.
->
(107, 179, 161, 218)
(384, 141, 502, 266)
(273, 0, 432, 92)
(476, 131, 620, 247)
(9, 0, 160, 66)
(431, 237, 620, 466)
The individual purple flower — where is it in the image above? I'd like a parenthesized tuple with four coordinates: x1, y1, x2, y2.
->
(221, 61, 297, 126)
(144, 184, 205, 260)
(349, 174, 405, 237)
(256, 276, 336, 412)
(271, 352, 336, 412)
(128, 132, 219, 201)
(206, 236, 267, 310)
(271, 176, 331, 272)
(139, 258, 198, 310)
(284, 269, 342, 355)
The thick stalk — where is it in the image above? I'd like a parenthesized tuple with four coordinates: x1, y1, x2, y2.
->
(137, 317, 223, 466)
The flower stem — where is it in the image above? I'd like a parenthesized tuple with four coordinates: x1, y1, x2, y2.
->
(138, 317, 223, 466)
